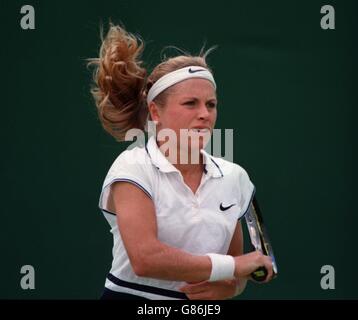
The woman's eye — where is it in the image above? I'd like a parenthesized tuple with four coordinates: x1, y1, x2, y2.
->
(207, 102, 217, 108)
(184, 101, 195, 106)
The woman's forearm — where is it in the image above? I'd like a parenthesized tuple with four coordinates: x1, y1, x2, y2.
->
(131, 239, 212, 282)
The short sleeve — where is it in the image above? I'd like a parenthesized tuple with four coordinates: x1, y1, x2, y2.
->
(98, 148, 153, 213)
(236, 167, 255, 220)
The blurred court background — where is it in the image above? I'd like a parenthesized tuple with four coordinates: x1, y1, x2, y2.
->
(0, 0, 356, 299)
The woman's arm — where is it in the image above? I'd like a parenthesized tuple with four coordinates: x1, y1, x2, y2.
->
(180, 221, 248, 299)
(111, 181, 211, 282)
(111, 182, 273, 283)
(227, 221, 244, 256)
(227, 221, 248, 295)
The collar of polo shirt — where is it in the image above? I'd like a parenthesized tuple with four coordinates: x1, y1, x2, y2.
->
(145, 136, 224, 178)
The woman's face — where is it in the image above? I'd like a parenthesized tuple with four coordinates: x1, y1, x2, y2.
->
(149, 78, 217, 153)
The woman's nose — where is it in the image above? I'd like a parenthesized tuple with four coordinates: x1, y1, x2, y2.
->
(197, 103, 210, 120)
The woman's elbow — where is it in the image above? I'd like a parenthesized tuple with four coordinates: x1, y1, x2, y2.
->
(126, 240, 161, 277)
(129, 250, 153, 277)
(131, 260, 149, 277)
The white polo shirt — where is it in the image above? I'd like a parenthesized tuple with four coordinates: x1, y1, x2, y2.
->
(99, 136, 255, 300)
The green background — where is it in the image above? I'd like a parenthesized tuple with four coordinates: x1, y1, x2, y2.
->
(0, 0, 356, 299)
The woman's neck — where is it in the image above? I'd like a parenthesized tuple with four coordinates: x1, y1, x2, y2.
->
(173, 162, 204, 177)
(156, 139, 204, 176)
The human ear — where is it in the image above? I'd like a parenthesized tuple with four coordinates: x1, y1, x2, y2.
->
(148, 102, 161, 123)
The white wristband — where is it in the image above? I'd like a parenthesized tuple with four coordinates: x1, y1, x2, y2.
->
(206, 253, 235, 282)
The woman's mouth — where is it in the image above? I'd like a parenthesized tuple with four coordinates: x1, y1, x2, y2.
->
(189, 128, 210, 133)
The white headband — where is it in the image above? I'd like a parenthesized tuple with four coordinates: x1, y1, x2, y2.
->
(146, 66, 216, 105)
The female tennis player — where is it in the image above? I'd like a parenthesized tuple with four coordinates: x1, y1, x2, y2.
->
(89, 25, 274, 300)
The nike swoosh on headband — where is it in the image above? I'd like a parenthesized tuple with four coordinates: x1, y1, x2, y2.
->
(188, 68, 206, 73)
(219, 203, 236, 211)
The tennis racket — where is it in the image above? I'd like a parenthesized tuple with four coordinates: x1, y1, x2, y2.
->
(244, 196, 278, 282)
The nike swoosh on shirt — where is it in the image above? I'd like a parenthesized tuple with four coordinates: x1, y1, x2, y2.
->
(188, 68, 206, 73)
(219, 203, 236, 211)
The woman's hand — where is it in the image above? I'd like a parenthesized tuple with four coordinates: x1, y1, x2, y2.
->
(234, 251, 274, 282)
(179, 279, 240, 300)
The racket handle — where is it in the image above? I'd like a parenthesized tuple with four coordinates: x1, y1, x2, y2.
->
(251, 266, 268, 282)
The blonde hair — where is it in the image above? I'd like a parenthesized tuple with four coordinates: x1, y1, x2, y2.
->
(88, 24, 215, 141)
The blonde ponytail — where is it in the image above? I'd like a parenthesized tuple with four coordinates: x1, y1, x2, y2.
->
(88, 24, 147, 141)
